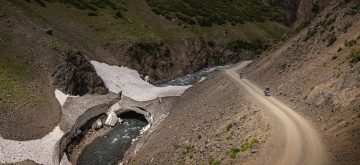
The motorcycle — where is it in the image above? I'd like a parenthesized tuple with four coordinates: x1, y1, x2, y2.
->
(264, 88, 270, 96)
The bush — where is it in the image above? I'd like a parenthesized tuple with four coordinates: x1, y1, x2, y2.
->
(240, 139, 259, 151)
(327, 34, 337, 46)
(349, 49, 360, 63)
(208, 156, 221, 165)
(229, 147, 241, 159)
(345, 39, 357, 47)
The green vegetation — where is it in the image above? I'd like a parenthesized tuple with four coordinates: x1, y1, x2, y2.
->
(228, 147, 241, 159)
(212, 53, 223, 65)
(0, 45, 42, 105)
(146, 0, 286, 26)
(226, 123, 234, 132)
(345, 39, 357, 47)
(327, 34, 337, 47)
(23, 0, 125, 17)
(208, 156, 221, 165)
(227, 39, 267, 53)
(349, 49, 360, 63)
(346, 0, 360, 16)
(240, 139, 259, 151)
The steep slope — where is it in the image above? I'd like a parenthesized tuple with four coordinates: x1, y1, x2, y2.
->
(125, 72, 271, 165)
(244, 0, 360, 163)
(0, 0, 293, 140)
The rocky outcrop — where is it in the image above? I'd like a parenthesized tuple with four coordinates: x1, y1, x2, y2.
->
(103, 38, 257, 83)
(52, 50, 109, 96)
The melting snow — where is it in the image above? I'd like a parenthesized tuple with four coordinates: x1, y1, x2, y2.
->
(90, 60, 191, 102)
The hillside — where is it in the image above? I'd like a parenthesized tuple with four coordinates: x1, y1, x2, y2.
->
(0, 0, 291, 140)
(1, 0, 359, 165)
(244, 0, 360, 163)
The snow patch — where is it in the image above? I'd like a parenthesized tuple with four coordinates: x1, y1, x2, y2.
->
(0, 126, 64, 165)
(54, 89, 77, 106)
(90, 60, 191, 102)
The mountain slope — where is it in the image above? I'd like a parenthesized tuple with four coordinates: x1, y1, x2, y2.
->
(244, 0, 360, 163)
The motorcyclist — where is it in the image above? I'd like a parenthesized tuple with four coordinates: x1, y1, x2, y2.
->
(264, 84, 270, 96)
(239, 72, 243, 79)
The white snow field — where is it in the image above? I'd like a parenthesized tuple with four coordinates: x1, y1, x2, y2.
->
(90, 60, 191, 102)
(0, 126, 64, 165)
(0, 61, 191, 165)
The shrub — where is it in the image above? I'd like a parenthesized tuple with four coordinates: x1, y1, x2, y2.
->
(345, 39, 357, 47)
(346, 0, 360, 16)
(240, 139, 259, 151)
(208, 156, 221, 165)
(229, 147, 241, 159)
(332, 55, 338, 60)
(327, 34, 337, 46)
(349, 49, 360, 63)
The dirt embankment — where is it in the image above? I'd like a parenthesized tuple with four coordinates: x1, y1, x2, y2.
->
(244, 1, 360, 163)
(125, 72, 270, 164)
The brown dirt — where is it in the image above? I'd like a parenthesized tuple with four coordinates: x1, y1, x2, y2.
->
(244, 1, 360, 164)
(125, 72, 271, 164)
(0, 1, 61, 140)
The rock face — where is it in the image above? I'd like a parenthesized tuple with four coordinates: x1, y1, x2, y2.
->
(103, 38, 246, 83)
(52, 50, 109, 96)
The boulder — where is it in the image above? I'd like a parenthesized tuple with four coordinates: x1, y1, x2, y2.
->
(104, 112, 118, 127)
(52, 50, 109, 96)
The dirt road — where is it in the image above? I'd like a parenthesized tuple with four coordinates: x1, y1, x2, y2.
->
(225, 61, 328, 165)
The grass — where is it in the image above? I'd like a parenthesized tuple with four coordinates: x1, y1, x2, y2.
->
(0, 45, 42, 105)
(228, 147, 241, 159)
(208, 156, 221, 165)
(226, 122, 234, 132)
(240, 139, 259, 151)
(146, 0, 286, 26)
(349, 49, 360, 63)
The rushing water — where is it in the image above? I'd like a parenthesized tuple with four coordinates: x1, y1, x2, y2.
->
(76, 66, 228, 164)
(159, 65, 230, 86)
(77, 116, 148, 165)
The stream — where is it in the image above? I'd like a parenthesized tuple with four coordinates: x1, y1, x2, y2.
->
(74, 65, 228, 164)
(77, 113, 148, 165)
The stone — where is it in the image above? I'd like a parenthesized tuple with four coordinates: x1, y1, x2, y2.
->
(45, 29, 53, 35)
(92, 119, 103, 130)
(52, 50, 109, 96)
(104, 112, 118, 127)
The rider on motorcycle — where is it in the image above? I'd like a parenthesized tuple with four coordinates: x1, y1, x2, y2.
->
(239, 72, 243, 79)
(264, 84, 270, 96)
